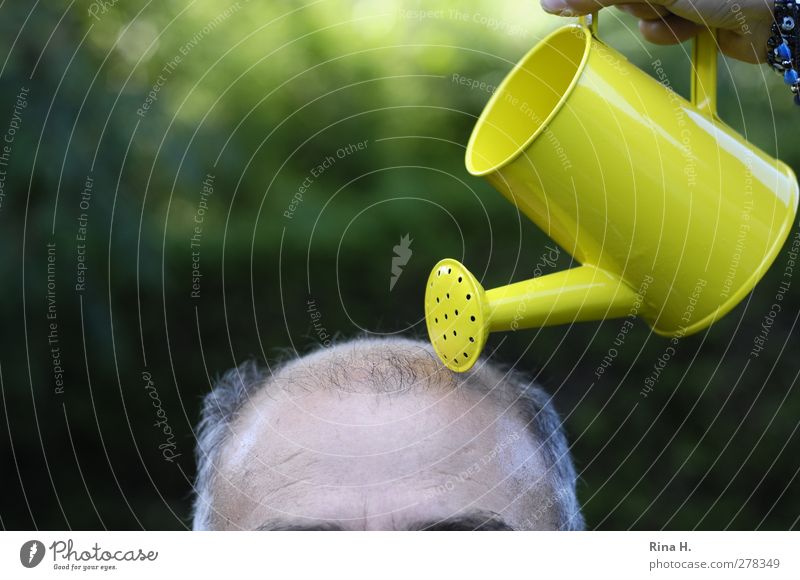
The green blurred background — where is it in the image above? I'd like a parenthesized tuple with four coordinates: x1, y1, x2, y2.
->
(1, 0, 798, 530)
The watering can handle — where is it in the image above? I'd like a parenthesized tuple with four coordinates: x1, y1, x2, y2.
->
(691, 28, 718, 116)
(578, 12, 598, 36)
(579, 11, 718, 117)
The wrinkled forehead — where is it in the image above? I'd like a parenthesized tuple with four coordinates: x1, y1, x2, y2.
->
(210, 362, 555, 530)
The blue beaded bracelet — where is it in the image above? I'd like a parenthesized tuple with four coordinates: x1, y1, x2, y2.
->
(767, 0, 800, 105)
(766, 0, 800, 105)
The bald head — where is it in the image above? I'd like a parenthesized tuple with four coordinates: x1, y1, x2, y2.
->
(192, 338, 583, 530)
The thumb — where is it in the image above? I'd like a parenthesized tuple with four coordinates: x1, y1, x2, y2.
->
(540, 0, 668, 16)
(540, 0, 773, 28)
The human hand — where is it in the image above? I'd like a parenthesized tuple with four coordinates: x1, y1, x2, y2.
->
(539, 0, 775, 63)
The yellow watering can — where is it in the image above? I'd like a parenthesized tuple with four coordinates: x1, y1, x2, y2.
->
(425, 14, 799, 372)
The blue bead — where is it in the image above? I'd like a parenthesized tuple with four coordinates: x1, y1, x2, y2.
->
(785, 69, 799, 84)
(777, 43, 792, 60)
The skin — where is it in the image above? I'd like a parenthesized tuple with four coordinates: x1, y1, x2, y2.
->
(208, 344, 560, 530)
(540, 0, 776, 63)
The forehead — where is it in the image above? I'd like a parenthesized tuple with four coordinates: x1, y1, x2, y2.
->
(211, 376, 557, 530)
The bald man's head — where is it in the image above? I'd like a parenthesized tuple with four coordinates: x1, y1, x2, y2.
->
(192, 338, 584, 530)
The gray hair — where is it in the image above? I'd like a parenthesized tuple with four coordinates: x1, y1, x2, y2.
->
(191, 337, 584, 530)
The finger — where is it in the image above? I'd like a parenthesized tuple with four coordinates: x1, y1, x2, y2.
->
(718, 27, 772, 64)
(541, 0, 669, 17)
(616, 3, 669, 20)
(638, 15, 703, 45)
(638, 17, 771, 63)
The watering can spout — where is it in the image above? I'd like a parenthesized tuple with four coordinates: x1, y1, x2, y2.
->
(425, 259, 640, 372)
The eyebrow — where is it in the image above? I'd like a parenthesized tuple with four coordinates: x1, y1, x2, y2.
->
(255, 511, 516, 531)
(409, 511, 516, 531)
(255, 520, 344, 531)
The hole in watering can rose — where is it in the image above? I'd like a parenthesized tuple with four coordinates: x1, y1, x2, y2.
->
(458, 277, 462, 283)
(453, 330, 457, 336)
(436, 297, 439, 303)
(448, 268, 451, 274)
(446, 293, 450, 299)
(469, 337, 475, 342)
(444, 314, 448, 320)
(455, 309, 459, 315)
(443, 334, 447, 341)
(466, 294, 471, 300)
(454, 358, 459, 364)
(470, 315, 476, 322)
(463, 352, 468, 358)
